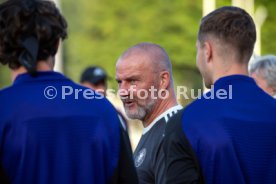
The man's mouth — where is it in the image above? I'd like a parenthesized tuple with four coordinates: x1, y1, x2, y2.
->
(123, 100, 135, 107)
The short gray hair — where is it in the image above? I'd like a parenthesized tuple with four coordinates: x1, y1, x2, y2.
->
(249, 55, 276, 88)
(119, 42, 173, 81)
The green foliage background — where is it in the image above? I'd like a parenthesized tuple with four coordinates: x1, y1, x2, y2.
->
(0, 0, 275, 105)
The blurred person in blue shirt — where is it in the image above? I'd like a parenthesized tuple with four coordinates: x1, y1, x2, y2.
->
(0, 0, 138, 184)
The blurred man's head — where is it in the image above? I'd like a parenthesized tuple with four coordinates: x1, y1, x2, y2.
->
(196, 6, 256, 88)
(0, 0, 67, 73)
(80, 66, 108, 96)
(249, 55, 276, 97)
(116, 42, 176, 126)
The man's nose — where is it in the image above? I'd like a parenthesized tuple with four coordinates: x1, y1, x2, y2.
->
(118, 81, 130, 97)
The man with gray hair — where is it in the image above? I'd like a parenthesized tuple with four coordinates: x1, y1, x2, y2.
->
(249, 55, 276, 98)
(116, 42, 201, 183)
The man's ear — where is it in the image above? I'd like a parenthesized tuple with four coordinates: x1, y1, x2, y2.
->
(204, 42, 213, 63)
(159, 71, 170, 89)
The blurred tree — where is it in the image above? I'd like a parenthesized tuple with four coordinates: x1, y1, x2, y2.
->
(1, 0, 275, 101)
(0, 0, 10, 89)
(0, 67, 10, 89)
(60, 0, 276, 104)
(61, 0, 202, 90)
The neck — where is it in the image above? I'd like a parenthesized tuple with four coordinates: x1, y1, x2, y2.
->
(212, 63, 248, 85)
(11, 58, 54, 82)
(143, 90, 177, 127)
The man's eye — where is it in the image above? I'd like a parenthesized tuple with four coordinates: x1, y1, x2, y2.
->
(130, 80, 136, 85)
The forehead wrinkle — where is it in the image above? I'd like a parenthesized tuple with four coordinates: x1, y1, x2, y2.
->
(116, 62, 145, 81)
(116, 70, 142, 81)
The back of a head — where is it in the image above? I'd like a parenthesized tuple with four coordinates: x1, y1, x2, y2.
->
(80, 66, 107, 85)
(250, 55, 276, 88)
(0, 0, 67, 70)
(198, 6, 256, 63)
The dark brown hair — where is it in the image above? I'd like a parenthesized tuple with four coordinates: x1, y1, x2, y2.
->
(0, 0, 67, 69)
(198, 6, 256, 63)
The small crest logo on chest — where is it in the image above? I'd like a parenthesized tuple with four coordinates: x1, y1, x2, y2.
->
(135, 148, 146, 167)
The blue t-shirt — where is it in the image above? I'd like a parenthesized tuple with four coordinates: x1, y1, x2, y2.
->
(182, 75, 276, 184)
(0, 72, 121, 184)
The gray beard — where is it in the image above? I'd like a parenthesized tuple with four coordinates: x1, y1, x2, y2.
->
(125, 98, 156, 121)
